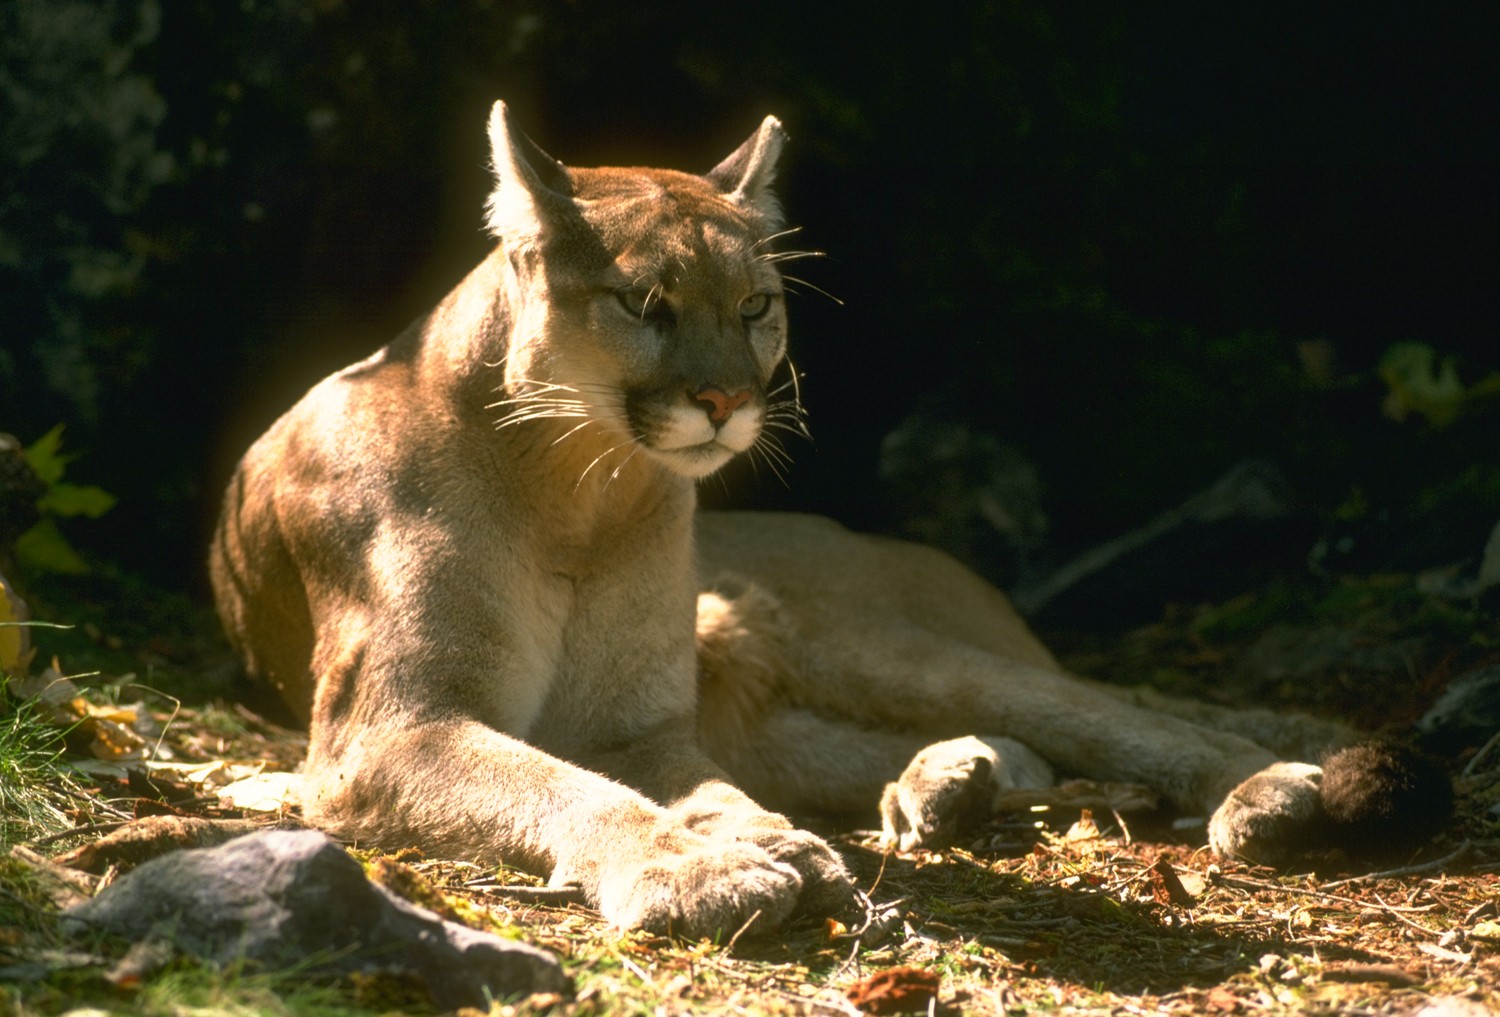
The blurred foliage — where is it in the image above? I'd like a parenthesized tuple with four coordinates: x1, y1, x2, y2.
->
(1380, 342, 1500, 428)
(14, 425, 116, 575)
(0, 0, 171, 422)
(1, 0, 1495, 602)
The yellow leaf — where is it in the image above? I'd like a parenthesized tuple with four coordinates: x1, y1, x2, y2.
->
(0, 570, 30, 676)
(89, 717, 148, 761)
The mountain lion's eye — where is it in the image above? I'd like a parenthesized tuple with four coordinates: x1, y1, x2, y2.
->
(617, 288, 666, 321)
(739, 293, 772, 320)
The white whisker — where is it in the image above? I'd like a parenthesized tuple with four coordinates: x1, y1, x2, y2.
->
(489, 377, 618, 399)
(488, 397, 590, 412)
(784, 354, 807, 412)
(763, 420, 813, 443)
(507, 379, 584, 395)
(576, 436, 639, 491)
(492, 401, 589, 418)
(748, 441, 791, 487)
(549, 419, 600, 447)
(756, 433, 795, 469)
(751, 225, 804, 251)
(493, 407, 592, 430)
(781, 275, 845, 306)
(603, 442, 646, 491)
(757, 250, 826, 265)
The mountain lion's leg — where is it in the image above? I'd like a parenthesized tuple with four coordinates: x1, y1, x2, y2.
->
(793, 626, 1277, 814)
(702, 707, 928, 815)
(1091, 683, 1354, 761)
(698, 516, 1437, 863)
(723, 630, 1330, 860)
(773, 626, 1333, 857)
(697, 564, 1309, 857)
(304, 716, 832, 938)
(828, 630, 1356, 858)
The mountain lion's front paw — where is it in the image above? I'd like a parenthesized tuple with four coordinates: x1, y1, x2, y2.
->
(1207, 761, 1324, 866)
(596, 839, 803, 939)
(670, 795, 856, 921)
(738, 825, 857, 920)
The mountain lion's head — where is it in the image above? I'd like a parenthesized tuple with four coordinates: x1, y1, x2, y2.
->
(485, 102, 804, 480)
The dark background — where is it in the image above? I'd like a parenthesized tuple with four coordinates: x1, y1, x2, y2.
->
(3, 0, 1497, 621)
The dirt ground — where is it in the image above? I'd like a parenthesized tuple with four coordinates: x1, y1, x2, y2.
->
(4, 569, 1499, 1015)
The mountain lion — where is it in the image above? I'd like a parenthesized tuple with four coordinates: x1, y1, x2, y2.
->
(211, 102, 1441, 938)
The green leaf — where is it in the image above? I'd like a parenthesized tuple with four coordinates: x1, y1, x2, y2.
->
(1379, 343, 1466, 426)
(14, 519, 90, 575)
(37, 482, 116, 519)
(22, 425, 73, 487)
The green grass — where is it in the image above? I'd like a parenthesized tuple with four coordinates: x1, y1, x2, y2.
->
(0, 679, 80, 849)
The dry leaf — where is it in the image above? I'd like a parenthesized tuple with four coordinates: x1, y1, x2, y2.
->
(216, 772, 303, 812)
(1147, 857, 1197, 907)
(1064, 809, 1101, 842)
(88, 716, 147, 761)
(142, 759, 233, 786)
(845, 965, 941, 1015)
(9, 667, 81, 715)
(105, 936, 175, 988)
(1206, 985, 1241, 1012)
(68, 758, 132, 781)
(9, 667, 150, 762)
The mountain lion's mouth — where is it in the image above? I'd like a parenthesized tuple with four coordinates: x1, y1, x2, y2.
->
(651, 438, 740, 478)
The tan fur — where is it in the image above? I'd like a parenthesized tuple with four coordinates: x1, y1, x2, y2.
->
(690, 511, 1353, 856)
(212, 102, 1356, 934)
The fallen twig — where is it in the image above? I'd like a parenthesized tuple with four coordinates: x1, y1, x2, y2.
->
(1320, 842, 1473, 889)
(1213, 870, 1438, 913)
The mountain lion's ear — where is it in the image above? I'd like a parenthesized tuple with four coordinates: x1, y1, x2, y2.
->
(706, 116, 787, 230)
(485, 100, 573, 239)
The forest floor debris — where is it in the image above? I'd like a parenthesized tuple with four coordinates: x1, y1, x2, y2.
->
(2, 570, 1499, 1015)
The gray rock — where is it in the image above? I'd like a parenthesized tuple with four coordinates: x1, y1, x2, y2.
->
(63, 829, 571, 1008)
(1419, 664, 1500, 751)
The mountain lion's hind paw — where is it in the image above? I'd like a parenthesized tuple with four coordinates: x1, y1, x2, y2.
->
(1207, 761, 1324, 866)
(880, 736, 1002, 852)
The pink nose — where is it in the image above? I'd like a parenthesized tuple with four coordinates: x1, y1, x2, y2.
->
(692, 386, 752, 423)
